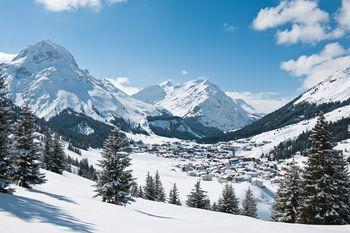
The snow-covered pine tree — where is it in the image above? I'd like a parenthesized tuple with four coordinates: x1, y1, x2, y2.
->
(217, 183, 240, 214)
(271, 159, 302, 223)
(168, 183, 181, 205)
(154, 170, 166, 202)
(186, 180, 210, 209)
(242, 187, 258, 218)
(95, 128, 134, 205)
(138, 185, 144, 198)
(0, 75, 13, 193)
(298, 113, 350, 225)
(211, 202, 218, 211)
(50, 134, 66, 174)
(130, 181, 139, 197)
(143, 172, 156, 201)
(12, 104, 46, 188)
(42, 127, 53, 171)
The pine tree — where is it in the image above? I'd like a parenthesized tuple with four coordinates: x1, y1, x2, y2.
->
(50, 134, 66, 174)
(168, 183, 181, 205)
(299, 113, 350, 225)
(271, 159, 302, 223)
(242, 187, 258, 218)
(95, 128, 134, 205)
(143, 172, 156, 201)
(43, 130, 65, 174)
(12, 105, 46, 188)
(42, 127, 53, 170)
(211, 202, 218, 211)
(130, 181, 139, 197)
(138, 185, 144, 198)
(186, 180, 210, 209)
(0, 75, 13, 193)
(154, 170, 166, 202)
(217, 184, 240, 214)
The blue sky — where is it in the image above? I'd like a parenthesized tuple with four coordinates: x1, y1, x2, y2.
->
(1, 0, 350, 103)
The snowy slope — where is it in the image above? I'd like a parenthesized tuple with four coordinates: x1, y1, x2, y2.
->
(1, 170, 349, 233)
(133, 79, 256, 132)
(295, 66, 350, 105)
(235, 104, 350, 159)
(0, 39, 162, 126)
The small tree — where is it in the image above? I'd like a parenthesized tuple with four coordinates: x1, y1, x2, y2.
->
(12, 105, 46, 188)
(299, 113, 350, 225)
(42, 127, 53, 170)
(130, 181, 139, 197)
(271, 159, 302, 223)
(95, 128, 134, 205)
(50, 134, 66, 174)
(217, 184, 240, 214)
(168, 183, 181, 205)
(138, 185, 144, 198)
(143, 172, 156, 201)
(0, 75, 13, 193)
(211, 202, 218, 211)
(186, 180, 210, 209)
(242, 187, 258, 218)
(154, 171, 166, 202)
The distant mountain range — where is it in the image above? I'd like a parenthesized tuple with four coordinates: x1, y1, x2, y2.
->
(1, 39, 349, 149)
(0, 39, 259, 141)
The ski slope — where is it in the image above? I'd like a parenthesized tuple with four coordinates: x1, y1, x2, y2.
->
(0, 170, 349, 233)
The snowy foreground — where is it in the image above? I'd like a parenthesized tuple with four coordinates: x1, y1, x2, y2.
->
(1, 171, 349, 233)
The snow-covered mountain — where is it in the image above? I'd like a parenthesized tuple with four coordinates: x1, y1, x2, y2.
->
(133, 79, 257, 132)
(294, 67, 350, 105)
(0, 39, 162, 128)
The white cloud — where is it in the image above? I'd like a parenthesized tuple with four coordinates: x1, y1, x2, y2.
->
(35, 0, 126, 12)
(336, 0, 350, 30)
(226, 91, 290, 114)
(181, 70, 188, 75)
(0, 52, 16, 63)
(252, 0, 343, 44)
(281, 42, 350, 88)
(108, 77, 141, 95)
(224, 23, 236, 32)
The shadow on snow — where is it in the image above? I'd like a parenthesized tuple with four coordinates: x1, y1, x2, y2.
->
(28, 189, 78, 204)
(134, 209, 176, 220)
(0, 194, 94, 232)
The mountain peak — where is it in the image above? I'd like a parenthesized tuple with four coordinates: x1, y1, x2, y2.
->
(13, 39, 78, 68)
(159, 80, 174, 87)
